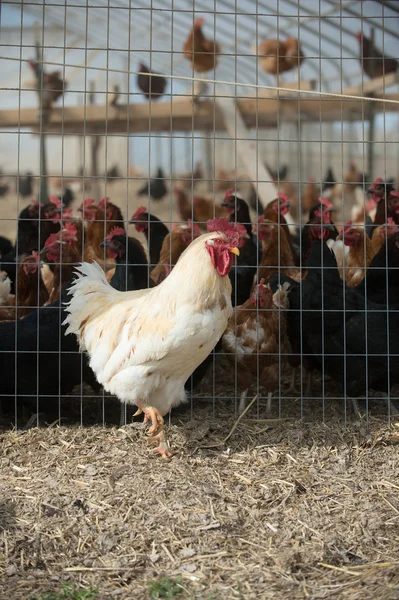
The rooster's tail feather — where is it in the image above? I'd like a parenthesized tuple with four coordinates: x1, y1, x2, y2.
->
(63, 262, 115, 343)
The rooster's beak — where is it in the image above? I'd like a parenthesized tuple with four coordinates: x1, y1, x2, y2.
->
(230, 247, 240, 256)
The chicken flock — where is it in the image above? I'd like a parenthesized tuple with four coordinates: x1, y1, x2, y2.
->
(0, 172, 398, 457)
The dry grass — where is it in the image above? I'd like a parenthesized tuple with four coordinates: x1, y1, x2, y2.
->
(1, 391, 399, 600)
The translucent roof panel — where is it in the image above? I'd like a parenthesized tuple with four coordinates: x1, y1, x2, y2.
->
(1, 0, 398, 107)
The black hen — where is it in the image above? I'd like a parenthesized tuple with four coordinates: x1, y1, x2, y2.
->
(130, 206, 169, 267)
(221, 191, 258, 306)
(356, 31, 398, 79)
(18, 172, 33, 197)
(322, 168, 335, 192)
(138, 168, 168, 201)
(355, 231, 399, 306)
(301, 201, 338, 263)
(271, 239, 399, 413)
(0, 292, 98, 426)
(137, 63, 167, 100)
(0, 236, 13, 259)
(100, 229, 150, 292)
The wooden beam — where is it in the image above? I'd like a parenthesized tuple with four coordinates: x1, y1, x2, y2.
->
(247, 79, 317, 99)
(1, 95, 398, 134)
(335, 72, 399, 97)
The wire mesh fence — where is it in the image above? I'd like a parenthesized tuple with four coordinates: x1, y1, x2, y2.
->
(0, 0, 398, 434)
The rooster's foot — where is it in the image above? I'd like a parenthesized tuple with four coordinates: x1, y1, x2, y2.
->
(143, 406, 164, 437)
(148, 429, 172, 459)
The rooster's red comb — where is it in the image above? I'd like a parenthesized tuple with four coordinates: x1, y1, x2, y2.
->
(131, 205, 147, 220)
(207, 217, 230, 233)
(106, 226, 126, 241)
(207, 217, 241, 244)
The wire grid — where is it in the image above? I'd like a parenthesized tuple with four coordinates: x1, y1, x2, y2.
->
(0, 0, 398, 431)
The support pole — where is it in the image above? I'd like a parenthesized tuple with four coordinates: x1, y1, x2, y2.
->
(216, 95, 277, 207)
(89, 81, 101, 199)
(367, 28, 376, 182)
(34, 24, 49, 205)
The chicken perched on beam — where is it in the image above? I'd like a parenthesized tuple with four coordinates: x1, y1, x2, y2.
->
(64, 219, 239, 457)
(254, 37, 304, 78)
(183, 17, 220, 73)
(28, 60, 67, 110)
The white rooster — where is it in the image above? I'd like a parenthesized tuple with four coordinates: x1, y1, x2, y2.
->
(64, 219, 240, 457)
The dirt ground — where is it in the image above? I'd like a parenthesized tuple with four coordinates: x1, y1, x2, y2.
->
(1, 408, 399, 600)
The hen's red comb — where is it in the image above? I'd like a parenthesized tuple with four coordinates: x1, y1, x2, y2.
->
(319, 197, 333, 210)
(44, 232, 59, 248)
(26, 250, 39, 263)
(390, 191, 399, 199)
(224, 188, 234, 201)
(277, 192, 289, 202)
(387, 217, 396, 226)
(49, 196, 62, 208)
(106, 226, 126, 241)
(131, 205, 147, 220)
(80, 198, 96, 208)
(343, 220, 353, 233)
(23, 251, 39, 275)
(187, 219, 201, 237)
(98, 197, 110, 209)
(64, 222, 77, 233)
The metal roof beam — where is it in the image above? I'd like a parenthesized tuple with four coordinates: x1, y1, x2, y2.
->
(323, 0, 399, 40)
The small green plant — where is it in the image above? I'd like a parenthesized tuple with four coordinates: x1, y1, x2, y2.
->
(33, 584, 98, 600)
(147, 575, 185, 599)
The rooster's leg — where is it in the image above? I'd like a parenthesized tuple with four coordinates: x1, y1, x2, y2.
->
(286, 368, 297, 395)
(238, 390, 248, 414)
(266, 392, 273, 417)
(148, 429, 172, 459)
(143, 406, 164, 436)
